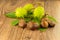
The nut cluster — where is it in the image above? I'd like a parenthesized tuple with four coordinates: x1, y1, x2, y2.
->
(18, 18, 55, 30)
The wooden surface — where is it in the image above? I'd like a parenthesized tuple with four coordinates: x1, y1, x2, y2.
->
(0, 0, 60, 40)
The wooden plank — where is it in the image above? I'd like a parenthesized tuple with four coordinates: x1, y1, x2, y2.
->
(19, 28, 33, 40)
(0, 18, 13, 40)
(0, 9, 5, 27)
(0, 1, 7, 29)
(0, 1, 14, 34)
(45, 29, 56, 40)
(15, 27, 23, 40)
(44, 1, 60, 40)
(0, 1, 23, 40)
(0, 0, 60, 40)
(30, 30, 41, 40)
(0, 1, 24, 40)
(7, 25, 23, 40)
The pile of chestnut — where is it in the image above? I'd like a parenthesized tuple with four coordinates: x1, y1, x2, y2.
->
(18, 16, 55, 30)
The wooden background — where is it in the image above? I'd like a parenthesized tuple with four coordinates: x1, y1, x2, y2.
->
(0, 0, 60, 40)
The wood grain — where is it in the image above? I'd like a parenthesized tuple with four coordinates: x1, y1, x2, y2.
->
(0, 0, 60, 40)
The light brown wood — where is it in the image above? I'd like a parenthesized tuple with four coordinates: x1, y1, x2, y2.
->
(45, 1, 60, 40)
(0, 0, 60, 40)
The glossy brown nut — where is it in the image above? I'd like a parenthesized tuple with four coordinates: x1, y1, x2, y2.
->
(41, 21, 48, 28)
(48, 22, 55, 28)
(27, 21, 34, 29)
(27, 21, 40, 30)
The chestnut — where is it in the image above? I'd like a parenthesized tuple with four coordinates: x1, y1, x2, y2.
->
(48, 22, 55, 28)
(27, 21, 40, 30)
(27, 21, 34, 30)
(41, 20, 48, 28)
(19, 19, 26, 28)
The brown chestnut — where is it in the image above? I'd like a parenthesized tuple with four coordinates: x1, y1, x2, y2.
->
(27, 21, 34, 30)
(19, 19, 26, 28)
(48, 22, 55, 28)
(27, 21, 40, 30)
(41, 20, 48, 28)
